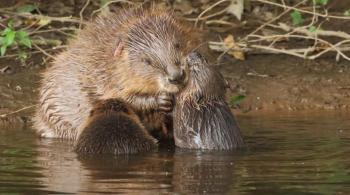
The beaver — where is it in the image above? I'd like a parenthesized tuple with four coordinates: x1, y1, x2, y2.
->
(34, 5, 201, 141)
(173, 52, 244, 150)
(74, 99, 157, 154)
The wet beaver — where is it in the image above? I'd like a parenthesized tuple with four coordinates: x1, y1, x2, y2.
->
(34, 6, 200, 140)
(173, 52, 244, 150)
(75, 99, 157, 154)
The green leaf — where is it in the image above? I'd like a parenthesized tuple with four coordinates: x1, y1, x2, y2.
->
(4, 30, 15, 46)
(230, 95, 246, 106)
(344, 10, 350, 16)
(1, 45, 7, 56)
(1, 27, 11, 36)
(315, 0, 328, 5)
(309, 26, 317, 32)
(16, 31, 32, 48)
(290, 10, 303, 26)
(16, 4, 37, 13)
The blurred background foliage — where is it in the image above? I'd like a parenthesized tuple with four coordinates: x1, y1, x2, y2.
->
(0, 0, 349, 65)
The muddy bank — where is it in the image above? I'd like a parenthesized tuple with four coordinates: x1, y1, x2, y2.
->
(0, 60, 40, 127)
(221, 54, 350, 114)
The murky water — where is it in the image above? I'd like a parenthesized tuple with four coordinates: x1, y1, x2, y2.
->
(1, 113, 350, 194)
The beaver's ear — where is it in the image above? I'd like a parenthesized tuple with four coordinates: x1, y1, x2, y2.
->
(113, 37, 125, 57)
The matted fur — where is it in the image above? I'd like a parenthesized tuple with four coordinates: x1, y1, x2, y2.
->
(75, 99, 157, 154)
(174, 52, 244, 150)
(34, 5, 201, 140)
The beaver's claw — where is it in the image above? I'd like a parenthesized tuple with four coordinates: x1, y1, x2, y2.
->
(157, 93, 174, 112)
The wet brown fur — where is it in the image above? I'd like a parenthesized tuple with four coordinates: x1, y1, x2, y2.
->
(75, 99, 157, 154)
(174, 52, 244, 150)
(33, 5, 201, 140)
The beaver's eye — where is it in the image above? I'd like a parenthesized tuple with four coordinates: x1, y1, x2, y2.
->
(174, 43, 181, 49)
(143, 58, 152, 66)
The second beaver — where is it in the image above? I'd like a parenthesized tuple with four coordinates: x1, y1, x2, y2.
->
(173, 52, 244, 150)
(75, 99, 156, 154)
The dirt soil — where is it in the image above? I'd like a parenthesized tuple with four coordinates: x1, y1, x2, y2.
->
(220, 55, 350, 114)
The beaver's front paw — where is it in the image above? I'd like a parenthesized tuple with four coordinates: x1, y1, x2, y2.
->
(157, 93, 174, 113)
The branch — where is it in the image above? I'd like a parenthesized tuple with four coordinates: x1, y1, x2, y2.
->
(79, 0, 91, 29)
(209, 41, 350, 60)
(0, 10, 83, 24)
(241, 0, 307, 41)
(268, 22, 350, 40)
(0, 105, 36, 118)
(252, 0, 350, 20)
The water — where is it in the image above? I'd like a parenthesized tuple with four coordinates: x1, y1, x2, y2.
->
(1, 113, 350, 194)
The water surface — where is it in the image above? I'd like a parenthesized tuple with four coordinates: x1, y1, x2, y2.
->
(1, 113, 350, 194)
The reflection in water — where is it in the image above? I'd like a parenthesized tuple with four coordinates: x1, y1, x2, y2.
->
(1, 113, 350, 194)
(172, 150, 241, 194)
(36, 139, 87, 194)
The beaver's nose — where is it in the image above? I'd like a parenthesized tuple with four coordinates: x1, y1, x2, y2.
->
(168, 69, 185, 84)
(186, 51, 205, 65)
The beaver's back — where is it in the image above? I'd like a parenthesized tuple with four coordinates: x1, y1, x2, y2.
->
(75, 99, 157, 154)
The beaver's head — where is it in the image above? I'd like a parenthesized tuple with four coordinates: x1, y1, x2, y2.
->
(113, 12, 198, 94)
(179, 51, 226, 100)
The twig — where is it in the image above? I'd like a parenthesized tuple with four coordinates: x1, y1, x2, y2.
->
(28, 27, 77, 35)
(0, 105, 36, 118)
(251, 33, 350, 60)
(247, 72, 270, 78)
(0, 10, 82, 24)
(204, 0, 350, 62)
(309, 40, 350, 60)
(252, 0, 350, 20)
(260, 23, 350, 60)
(91, 0, 134, 18)
(187, 6, 228, 22)
(195, 0, 229, 27)
(32, 38, 62, 46)
(33, 43, 56, 59)
(269, 22, 350, 40)
(241, 0, 307, 41)
(205, 19, 238, 27)
(240, 44, 308, 58)
(0, 47, 66, 59)
(79, 0, 91, 29)
(29, 27, 77, 38)
(209, 41, 350, 59)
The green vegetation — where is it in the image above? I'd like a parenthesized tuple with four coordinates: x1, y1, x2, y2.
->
(230, 95, 246, 107)
(344, 10, 350, 16)
(0, 21, 32, 56)
(308, 25, 317, 32)
(315, 0, 328, 5)
(16, 4, 38, 13)
(290, 0, 330, 27)
(290, 10, 303, 26)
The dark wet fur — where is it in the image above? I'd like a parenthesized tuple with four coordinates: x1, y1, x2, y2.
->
(174, 52, 244, 150)
(75, 99, 157, 154)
